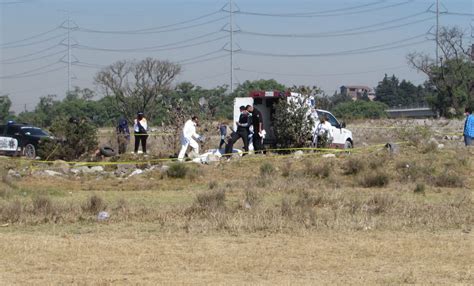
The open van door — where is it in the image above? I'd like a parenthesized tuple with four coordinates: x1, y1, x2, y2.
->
(233, 97, 254, 131)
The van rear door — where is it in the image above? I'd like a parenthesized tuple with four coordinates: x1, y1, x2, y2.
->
(233, 97, 254, 131)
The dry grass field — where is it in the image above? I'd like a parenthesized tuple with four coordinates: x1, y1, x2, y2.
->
(0, 121, 473, 284)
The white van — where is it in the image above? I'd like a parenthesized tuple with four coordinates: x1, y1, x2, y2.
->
(233, 91, 354, 149)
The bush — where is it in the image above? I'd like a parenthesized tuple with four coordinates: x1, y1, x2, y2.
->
(303, 160, 332, 178)
(273, 97, 314, 148)
(332, 100, 388, 120)
(195, 190, 226, 212)
(342, 157, 365, 175)
(260, 162, 275, 177)
(281, 161, 292, 177)
(359, 171, 390, 188)
(38, 117, 98, 161)
(414, 183, 426, 194)
(167, 163, 188, 179)
(82, 195, 106, 214)
(32, 196, 54, 215)
(0, 200, 23, 223)
(243, 190, 261, 208)
(434, 171, 464, 188)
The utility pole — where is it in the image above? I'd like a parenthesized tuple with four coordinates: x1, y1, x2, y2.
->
(435, 0, 439, 66)
(60, 13, 78, 96)
(67, 14, 71, 94)
(229, 0, 234, 93)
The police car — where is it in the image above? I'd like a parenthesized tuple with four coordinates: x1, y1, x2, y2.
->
(0, 122, 52, 159)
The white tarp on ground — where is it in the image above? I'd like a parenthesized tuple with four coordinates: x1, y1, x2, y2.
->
(0, 137, 18, 152)
(192, 148, 243, 164)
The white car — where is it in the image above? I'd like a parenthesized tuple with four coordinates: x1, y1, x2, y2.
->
(234, 91, 353, 149)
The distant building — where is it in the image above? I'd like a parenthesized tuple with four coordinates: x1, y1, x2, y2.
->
(340, 85, 375, 101)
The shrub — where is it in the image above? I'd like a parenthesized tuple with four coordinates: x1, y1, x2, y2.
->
(260, 162, 275, 177)
(243, 190, 261, 208)
(195, 190, 226, 212)
(414, 183, 426, 194)
(1, 200, 23, 223)
(396, 126, 432, 146)
(342, 157, 365, 175)
(208, 180, 218, 190)
(167, 163, 188, 179)
(359, 171, 390, 188)
(303, 160, 331, 178)
(332, 100, 388, 120)
(38, 117, 98, 161)
(295, 190, 325, 208)
(32, 196, 54, 215)
(281, 161, 292, 177)
(273, 98, 314, 148)
(434, 171, 464, 188)
(365, 193, 396, 214)
(82, 195, 106, 214)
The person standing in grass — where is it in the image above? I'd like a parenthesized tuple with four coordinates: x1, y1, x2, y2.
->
(178, 116, 202, 162)
(116, 118, 130, 154)
(133, 112, 148, 154)
(225, 106, 250, 157)
(463, 107, 474, 146)
(218, 121, 227, 150)
(313, 115, 333, 148)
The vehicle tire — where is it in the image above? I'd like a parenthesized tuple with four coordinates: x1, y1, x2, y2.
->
(23, 144, 36, 159)
(100, 146, 116, 157)
(344, 140, 353, 149)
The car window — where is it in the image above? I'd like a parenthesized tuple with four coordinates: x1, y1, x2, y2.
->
(317, 111, 339, 127)
(5, 125, 20, 136)
(21, 127, 49, 136)
(326, 113, 339, 127)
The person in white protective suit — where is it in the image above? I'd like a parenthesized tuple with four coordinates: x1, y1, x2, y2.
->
(313, 115, 333, 148)
(178, 116, 202, 162)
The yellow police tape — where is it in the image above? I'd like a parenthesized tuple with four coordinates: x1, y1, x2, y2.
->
(10, 142, 405, 170)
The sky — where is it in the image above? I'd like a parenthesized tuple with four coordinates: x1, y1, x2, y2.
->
(1, 0, 472, 113)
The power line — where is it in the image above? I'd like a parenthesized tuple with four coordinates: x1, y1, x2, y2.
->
(75, 31, 226, 52)
(238, 34, 429, 58)
(0, 49, 66, 64)
(0, 27, 60, 47)
(0, 32, 67, 49)
(239, 16, 434, 38)
(236, 65, 408, 78)
(236, 0, 415, 18)
(77, 14, 227, 35)
(178, 49, 225, 63)
(0, 44, 61, 63)
(180, 54, 228, 66)
(0, 62, 62, 79)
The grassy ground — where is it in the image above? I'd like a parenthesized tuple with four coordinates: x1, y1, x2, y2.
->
(0, 123, 473, 284)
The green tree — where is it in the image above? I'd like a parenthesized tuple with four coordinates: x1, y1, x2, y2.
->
(232, 79, 287, 98)
(0, 95, 12, 121)
(273, 97, 314, 148)
(408, 26, 474, 116)
(332, 101, 388, 120)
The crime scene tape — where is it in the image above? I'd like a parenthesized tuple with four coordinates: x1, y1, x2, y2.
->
(98, 132, 174, 137)
(7, 142, 406, 171)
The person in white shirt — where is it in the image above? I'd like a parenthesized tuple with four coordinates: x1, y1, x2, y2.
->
(178, 116, 201, 162)
(133, 112, 148, 154)
(313, 115, 333, 148)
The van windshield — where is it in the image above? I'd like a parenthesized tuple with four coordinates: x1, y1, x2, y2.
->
(21, 127, 49, 136)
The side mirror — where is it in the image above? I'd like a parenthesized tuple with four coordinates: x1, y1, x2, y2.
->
(341, 122, 346, 128)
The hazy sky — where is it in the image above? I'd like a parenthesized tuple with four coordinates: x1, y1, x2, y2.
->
(1, 0, 472, 112)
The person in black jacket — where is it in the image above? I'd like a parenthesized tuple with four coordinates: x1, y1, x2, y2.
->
(225, 106, 250, 156)
(247, 105, 264, 153)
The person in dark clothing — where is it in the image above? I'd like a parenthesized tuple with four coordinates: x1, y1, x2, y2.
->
(116, 118, 130, 154)
(225, 106, 250, 156)
(246, 105, 264, 153)
(218, 122, 227, 150)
